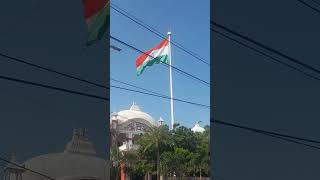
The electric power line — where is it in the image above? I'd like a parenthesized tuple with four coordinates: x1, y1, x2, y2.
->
(1, 120, 319, 180)
(211, 21, 320, 77)
(211, 119, 320, 146)
(110, 45, 122, 51)
(310, 0, 320, 7)
(110, 35, 210, 86)
(0, 50, 210, 109)
(214, 120, 320, 150)
(0, 51, 209, 108)
(0, 52, 108, 90)
(258, 130, 320, 150)
(296, 0, 320, 14)
(0, 74, 108, 101)
(211, 22, 320, 150)
(110, 3, 210, 66)
(111, 77, 164, 96)
(0, 71, 209, 108)
(0, 37, 210, 88)
(111, 78, 210, 108)
(211, 28, 320, 82)
(213, 120, 320, 151)
(111, 85, 210, 109)
(0, 156, 56, 180)
(2, 77, 320, 174)
(0, 50, 210, 107)
(110, 3, 163, 36)
(0, 50, 210, 105)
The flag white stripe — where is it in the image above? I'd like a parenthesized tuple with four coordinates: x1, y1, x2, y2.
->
(144, 45, 169, 64)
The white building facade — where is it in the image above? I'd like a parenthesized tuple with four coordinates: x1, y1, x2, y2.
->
(110, 102, 158, 153)
(110, 102, 205, 180)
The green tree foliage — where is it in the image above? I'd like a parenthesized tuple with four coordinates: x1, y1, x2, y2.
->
(136, 125, 172, 180)
(172, 124, 198, 152)
(161, 147, 195, 177)
(194, 125, 210, 177)
(111, 124, 210, 179)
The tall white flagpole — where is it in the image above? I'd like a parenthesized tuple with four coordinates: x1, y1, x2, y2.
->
(167, 32, 174, 130)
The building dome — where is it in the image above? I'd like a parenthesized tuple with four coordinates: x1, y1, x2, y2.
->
(112, 102, 156, 127)
(110, 103, 157, 153)
(191, 121, 205, 133)
(21, 128, 108, 180)
(22, 153, 108, 180)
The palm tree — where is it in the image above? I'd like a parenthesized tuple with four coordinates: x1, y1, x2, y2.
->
(137, 125, 172, 180)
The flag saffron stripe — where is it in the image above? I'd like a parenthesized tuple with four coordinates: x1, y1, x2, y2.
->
(86, 3, 109, 45)
(136, 39, 169, 67)
(82, 0, 107, 18)
(137, 55, 169, 75)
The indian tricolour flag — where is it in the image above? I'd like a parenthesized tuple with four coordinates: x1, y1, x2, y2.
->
(82, 0, 109, 46)
(136, 38, 170, 75)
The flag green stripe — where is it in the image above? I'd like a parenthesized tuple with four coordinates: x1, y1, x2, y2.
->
(86, 5, 109, 46)
(137, 55, 169, 75)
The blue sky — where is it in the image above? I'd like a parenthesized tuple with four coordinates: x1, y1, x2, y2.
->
(110, 0, 210, 128)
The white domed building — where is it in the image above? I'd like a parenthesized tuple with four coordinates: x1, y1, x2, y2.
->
(110, 103, 207, 180)
(110, 102, 162, 180)
(191, 121, 205, 133)
(2, 128, 109, 180)
(110, 102, 159, 152)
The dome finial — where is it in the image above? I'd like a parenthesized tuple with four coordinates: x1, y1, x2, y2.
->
(65, 128, 97, 155)
(130, 101, 141, 111)
(158, 117, 164, 126)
